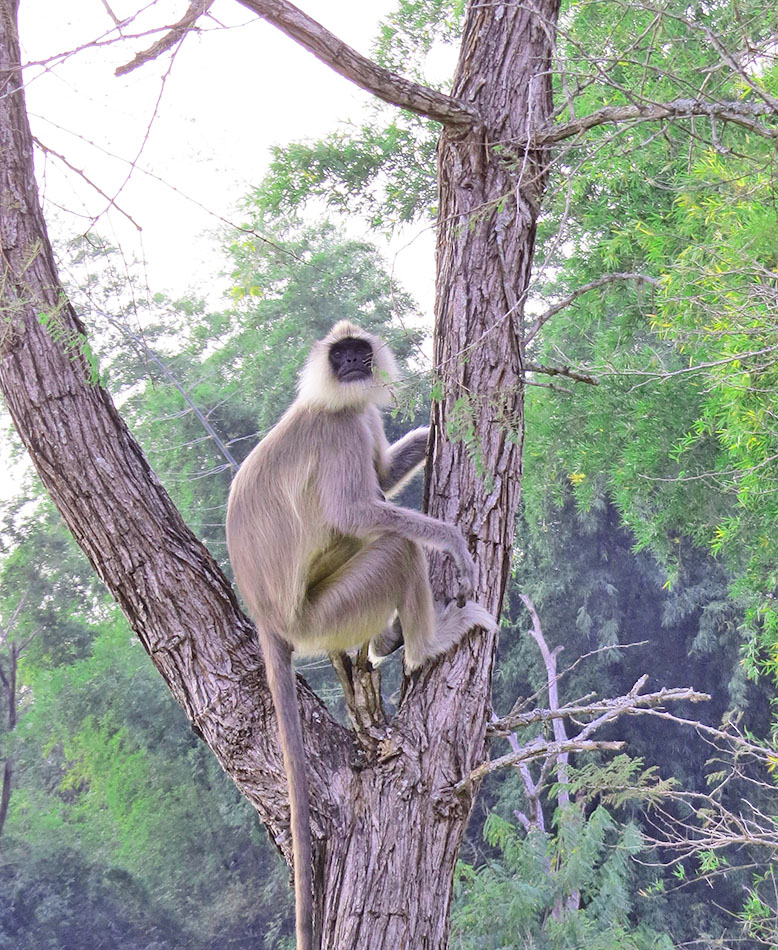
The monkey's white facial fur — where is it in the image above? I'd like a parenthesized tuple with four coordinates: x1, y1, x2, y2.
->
(296, 320, 398, 411)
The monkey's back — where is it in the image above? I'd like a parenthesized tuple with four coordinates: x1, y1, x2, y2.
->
(226, 403, 379, 637)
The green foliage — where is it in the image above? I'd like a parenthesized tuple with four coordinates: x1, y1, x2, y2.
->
(373, 0, 464, 76)
(559, 756, 676, 809)
(3, 608, 292, 948)
(253, 1, 468, 228)
(452, 808, 673, 949)
(496, 495, 772, 941)
(0, 497, 107, 668)
(0, 846, 188, 950)
(524, 0, 778, 682)
(447, 395, 492, 488)
(256, 120, 439, 228)
(37, 298, 103, 387)
(739, 868, 778, 947)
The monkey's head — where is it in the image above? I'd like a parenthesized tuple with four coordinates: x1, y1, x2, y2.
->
(297, 321, 398, 410)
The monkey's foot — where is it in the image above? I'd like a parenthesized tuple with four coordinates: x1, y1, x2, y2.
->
(404, 600, 497, 670)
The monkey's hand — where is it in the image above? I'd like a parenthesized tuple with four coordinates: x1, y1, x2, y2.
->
(452, 546, 476, 607)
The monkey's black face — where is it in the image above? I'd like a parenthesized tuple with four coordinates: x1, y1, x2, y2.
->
(328, 337, 374, 384)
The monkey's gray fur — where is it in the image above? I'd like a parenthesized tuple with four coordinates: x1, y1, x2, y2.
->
(226, 321, 496, 950)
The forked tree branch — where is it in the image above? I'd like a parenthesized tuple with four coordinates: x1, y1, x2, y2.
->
(116, 0, 478, 128)
(115, 7, 777, 145)
(116, 0, 216, 75)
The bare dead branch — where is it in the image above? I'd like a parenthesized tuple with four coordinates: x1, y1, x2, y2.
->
(535, 97, 778, 146)
(100, 1, 124, 29)
(235, 0, 477, 130)
(647, 793, 778, 857)
(457, 677, 708, 792)
(514, 594, 577, 905)
(519, 594, 568, 762)
(490, 683, 709, 737)
(457, 738, 625, 790)
(116, 0, 215, 76)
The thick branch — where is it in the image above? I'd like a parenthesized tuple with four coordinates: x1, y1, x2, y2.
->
(235, 0, 477, 129)
(535, 97, 778, 146)
(116, 0, 215, 76)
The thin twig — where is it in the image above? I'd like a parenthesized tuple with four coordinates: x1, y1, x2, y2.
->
(31, 137, 142, 231)
(525, 273, 659, 344)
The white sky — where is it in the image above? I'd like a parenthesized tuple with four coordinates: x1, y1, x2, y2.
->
(3, 0, 441, 497)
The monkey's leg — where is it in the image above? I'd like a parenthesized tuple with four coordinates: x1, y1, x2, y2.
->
(306, 534, 470, 672)
(389, 540, 497, 670)
(403, 598, 497, 670)
(367, 616, 404, 665)
(298, 534, 434, 656)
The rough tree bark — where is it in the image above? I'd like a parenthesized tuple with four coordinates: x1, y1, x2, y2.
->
(0, 1, 560, 946)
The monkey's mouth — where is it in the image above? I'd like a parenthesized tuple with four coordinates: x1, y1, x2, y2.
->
(340, 369, 371, 382)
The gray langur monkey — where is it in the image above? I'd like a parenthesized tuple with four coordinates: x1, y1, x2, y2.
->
(225, 321, 495, 950)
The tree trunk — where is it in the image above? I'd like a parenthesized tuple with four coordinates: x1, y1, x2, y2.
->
(0, 759, 11, 838)
(0, 1, 559, 946)
(0, 641, 17, 839)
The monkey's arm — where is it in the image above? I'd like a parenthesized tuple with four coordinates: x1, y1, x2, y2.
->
(326, 494, 476, 602)
(379, 426, 429, 496)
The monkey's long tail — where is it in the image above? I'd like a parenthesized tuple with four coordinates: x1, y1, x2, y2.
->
(259, 629, 314, 950)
